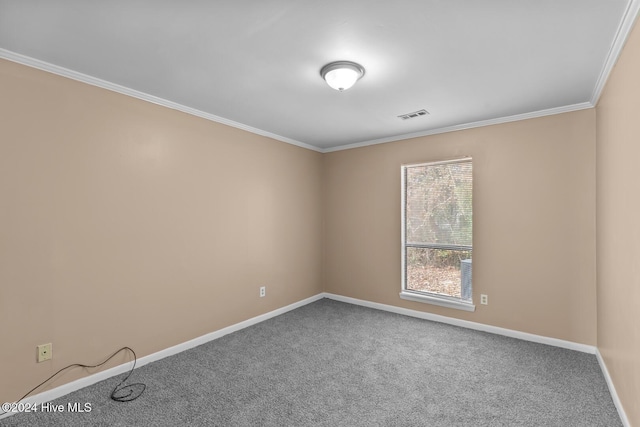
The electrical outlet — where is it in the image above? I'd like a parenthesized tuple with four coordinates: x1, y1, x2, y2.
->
(37, 343, 52, 362)
(480, 294, 488, 305)
(260, 286, 266, 298)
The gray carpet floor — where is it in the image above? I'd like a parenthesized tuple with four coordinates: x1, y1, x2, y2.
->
(1, 299, 622, 426)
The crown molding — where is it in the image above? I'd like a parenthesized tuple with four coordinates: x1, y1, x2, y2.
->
(0, 48, 322, 153)
(322, 102, 594, 153)
(4, 1, 637, 158)
(590, 0, 640, 105)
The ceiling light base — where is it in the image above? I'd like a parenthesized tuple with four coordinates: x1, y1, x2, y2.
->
(320, 61, 365, 91)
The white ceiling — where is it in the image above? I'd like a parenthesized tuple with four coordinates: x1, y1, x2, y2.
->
(0, 1, 637, 151)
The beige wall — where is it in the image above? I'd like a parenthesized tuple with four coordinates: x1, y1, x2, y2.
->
(324, 110, 597, 345)
(596, 14, 640, 426)
(0, 59, 323, 403)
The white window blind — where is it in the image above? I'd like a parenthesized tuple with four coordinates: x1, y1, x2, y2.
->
(405, 159, 472, 249)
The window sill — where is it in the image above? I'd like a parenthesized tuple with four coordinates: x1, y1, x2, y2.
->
(399, 290, 476, 312)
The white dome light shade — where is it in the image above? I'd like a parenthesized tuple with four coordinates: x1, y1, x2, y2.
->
(320, 61, 365, 91)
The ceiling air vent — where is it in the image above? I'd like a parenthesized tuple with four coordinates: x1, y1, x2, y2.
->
(398, 109, 429, 120)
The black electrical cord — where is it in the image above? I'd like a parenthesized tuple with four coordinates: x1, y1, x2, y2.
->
(109, 347, 146, 402)
(0, 346, 145, 416)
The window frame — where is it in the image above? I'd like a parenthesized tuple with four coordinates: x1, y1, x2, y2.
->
(400, 157, 475, 312)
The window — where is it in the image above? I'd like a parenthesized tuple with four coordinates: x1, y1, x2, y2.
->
(400, 158, 474, 311)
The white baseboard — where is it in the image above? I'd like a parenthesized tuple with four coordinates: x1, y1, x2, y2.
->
(596, 349, 630, 427)
(322, 293, 597, 354)
(326, 293, 631, 423)
(0, 293, 324, 420)
(4, 292, 623, 423)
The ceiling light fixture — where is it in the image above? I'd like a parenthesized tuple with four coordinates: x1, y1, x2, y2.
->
(320, 61, 365, 91)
